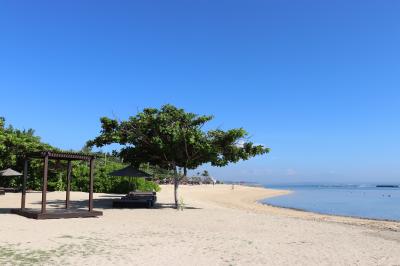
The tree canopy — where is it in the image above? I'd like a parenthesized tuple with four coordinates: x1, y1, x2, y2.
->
(0, 117, 55, 188)
(88, 105, 269, 170)
(0, 117, 53, 171)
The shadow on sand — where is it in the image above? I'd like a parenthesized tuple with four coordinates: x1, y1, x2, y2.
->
(32, 198, 202, 210)
(1, 193, 202, 214)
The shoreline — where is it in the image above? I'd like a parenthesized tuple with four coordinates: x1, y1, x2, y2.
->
(256, 186, 400, 223)
(261, 200, 400, 224)
(244, 185, 400, 231)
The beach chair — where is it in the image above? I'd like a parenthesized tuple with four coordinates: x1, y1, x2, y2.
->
(112, 191, 157, 208)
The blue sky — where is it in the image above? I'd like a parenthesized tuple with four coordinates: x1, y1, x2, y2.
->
(1, 1, 399, 184)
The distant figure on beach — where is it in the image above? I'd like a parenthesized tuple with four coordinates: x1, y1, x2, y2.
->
(231, 183, 235, 190)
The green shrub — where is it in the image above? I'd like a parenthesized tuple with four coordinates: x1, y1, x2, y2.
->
(132, 178, 161, 192)
(47, 173, 65, 191)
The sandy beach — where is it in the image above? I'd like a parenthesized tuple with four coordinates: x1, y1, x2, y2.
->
(1, 185, 400, 265)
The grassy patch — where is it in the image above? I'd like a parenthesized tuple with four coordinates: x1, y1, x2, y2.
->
(0, 239, 102, 265)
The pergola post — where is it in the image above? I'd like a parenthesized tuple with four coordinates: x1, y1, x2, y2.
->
(21, 159, 28, 210)
(88, 158, 94, 212)
(41, 153, 49, 214)
(65, 160, 72, 209)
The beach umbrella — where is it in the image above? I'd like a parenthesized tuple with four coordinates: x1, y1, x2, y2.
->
(109, 165, 152, 191)
(0, 168, 23, 188)
(0, 168, 22, 177)
(109, 165, 152, 179)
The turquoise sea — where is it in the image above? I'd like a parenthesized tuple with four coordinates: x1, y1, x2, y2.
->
(261, 184, 400, 221)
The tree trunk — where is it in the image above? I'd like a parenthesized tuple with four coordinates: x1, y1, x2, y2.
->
(183, 166, 187, 177)
(173, 166, 179, 208)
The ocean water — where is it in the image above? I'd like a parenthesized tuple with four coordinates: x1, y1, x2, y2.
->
(261, 184, 400, 221)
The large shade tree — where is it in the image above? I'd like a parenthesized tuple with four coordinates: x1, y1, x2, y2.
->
(88, 105, 269, 207)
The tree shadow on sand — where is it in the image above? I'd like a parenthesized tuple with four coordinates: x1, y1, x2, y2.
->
(0, 193, 202, 214)
(28, 198, 202, 210)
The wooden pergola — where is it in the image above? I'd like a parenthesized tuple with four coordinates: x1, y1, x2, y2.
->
(11, 151, 103, 219)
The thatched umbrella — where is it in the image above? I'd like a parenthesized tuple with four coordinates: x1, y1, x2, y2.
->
(109, 165, 152, 191)
(0, 168, 22, 177)
(0, 168, 23, 192)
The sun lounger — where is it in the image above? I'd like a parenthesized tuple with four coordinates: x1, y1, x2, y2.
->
(4, 187, 19, 193)
(112, 191, 157, 208)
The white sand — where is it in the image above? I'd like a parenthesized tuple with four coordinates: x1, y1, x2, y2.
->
(0, 185, 400, 265)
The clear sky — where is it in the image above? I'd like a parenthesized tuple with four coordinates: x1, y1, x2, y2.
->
(1, 1, 399, 184)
